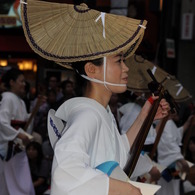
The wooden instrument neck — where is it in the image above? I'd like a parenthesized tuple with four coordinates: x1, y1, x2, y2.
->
(124, 88, 164, 177)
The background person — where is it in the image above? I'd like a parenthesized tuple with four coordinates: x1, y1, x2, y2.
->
(0, 67, 34, 195)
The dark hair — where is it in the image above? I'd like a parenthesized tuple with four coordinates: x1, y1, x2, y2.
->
(71, 58, 103, 96)
(1, 68, 24, 90)
(71, 58, 103, 75)
(26, 141, 43, 169)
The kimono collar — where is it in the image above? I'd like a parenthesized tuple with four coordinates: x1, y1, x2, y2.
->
(55, 97, 113, 129)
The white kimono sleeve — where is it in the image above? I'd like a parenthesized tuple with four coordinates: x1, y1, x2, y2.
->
(51, 110, 109, 195)
(0, 96, 20, 142)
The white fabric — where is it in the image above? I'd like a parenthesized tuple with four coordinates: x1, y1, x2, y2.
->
(119, 102, 156, 145)
(183, 180, 195, 193)
(0, 92, 31, 158)
(0, 92, 34, 195)
(48, 109, 65, 148)
(3, 151, 35, 195)
(51, 97, 130, 195)
(157, 119, 184, 195)
(130, 154, 153, 180)
(157, 177, 180, 195)
(157, 119, 184, 167)
(119, 102, 141, 134)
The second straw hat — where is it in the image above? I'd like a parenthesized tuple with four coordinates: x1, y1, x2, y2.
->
(126, 55, 170, 92)
(20, 0, 147, 65)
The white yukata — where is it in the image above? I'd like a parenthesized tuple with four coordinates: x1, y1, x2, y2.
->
(157, 119, 184, 195)
(51, 97, 150, 195)
(0, 91, 35, 195)
(51, 97, 130, 195)
(51, 97, 155, 195)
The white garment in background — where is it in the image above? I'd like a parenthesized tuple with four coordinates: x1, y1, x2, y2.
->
(157, 178, 180, 195)
(157, 119, 184, 167)
(130, 153, 153, 180)
(0, 92, 31, 158)
(3, 151, 35, 195)
(0, 92, 34, 195)
(119, 102, 141, 134)
(183, 180, 195, 194)
(157, 119, 184, 195)
(119, 102, 156, 145)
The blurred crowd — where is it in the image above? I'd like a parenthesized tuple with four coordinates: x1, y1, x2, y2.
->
(0, 67, 195, 195)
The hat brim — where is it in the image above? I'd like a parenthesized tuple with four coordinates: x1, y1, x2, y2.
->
(163, 75, 192, 102)
(126, 55, 170, 92)
(21, 0, 147, 64)
(126, 55, 192, 102)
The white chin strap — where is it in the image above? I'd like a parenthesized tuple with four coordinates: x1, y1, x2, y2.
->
(79, 57, 126, 90)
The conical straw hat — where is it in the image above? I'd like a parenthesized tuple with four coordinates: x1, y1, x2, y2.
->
(126, 55, 170, 92)
(126, 55, 192, 102)
(163, 75, 192, 103)
(20, 0, 147, 67)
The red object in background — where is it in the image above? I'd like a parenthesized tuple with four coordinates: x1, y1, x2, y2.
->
(0, 35, 33, 52)
(13, 0, 20, 10)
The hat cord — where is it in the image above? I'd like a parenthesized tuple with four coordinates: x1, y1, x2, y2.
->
(20, 0, 27, 5)
(95, 12, 106, 39)
(151, 66, 157, 75)
(79, 56, 126, 88)
(175, 84, 183, 96)
(79, 74, 127, 87)
(103, 57, 111, 91)
(139, 24, 146, 29)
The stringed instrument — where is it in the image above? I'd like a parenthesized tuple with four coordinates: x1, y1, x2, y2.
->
(149, 116, 169, 160)
(135, 116, 169, 184)
(124, 69, 179, 178)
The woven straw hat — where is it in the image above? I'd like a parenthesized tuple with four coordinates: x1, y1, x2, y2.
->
(126, 55, 170, 92)
(126, 55, 192, 102)
(163, 75, 192, 103)
(20, 0, 147, 67)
